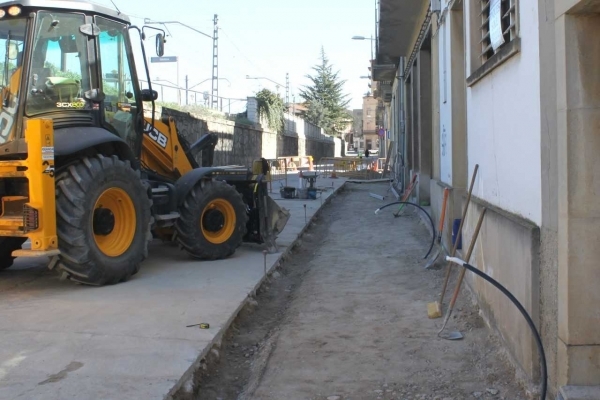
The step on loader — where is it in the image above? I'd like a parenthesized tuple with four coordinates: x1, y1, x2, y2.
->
(0, 0, 290, 285)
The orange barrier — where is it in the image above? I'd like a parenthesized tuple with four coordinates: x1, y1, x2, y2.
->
(315, 157, 387, 180)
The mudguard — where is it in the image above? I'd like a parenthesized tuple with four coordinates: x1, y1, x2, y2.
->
(174, 167, 224, 206)
(54, 127, 136, 164)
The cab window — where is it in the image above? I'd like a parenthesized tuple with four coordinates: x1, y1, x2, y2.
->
(25, 12, 91, 115)
(0, 16, 26, 144)
(96, 16, 138, 150)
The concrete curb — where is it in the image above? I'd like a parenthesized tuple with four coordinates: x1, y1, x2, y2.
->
(167, 181, 347, 399)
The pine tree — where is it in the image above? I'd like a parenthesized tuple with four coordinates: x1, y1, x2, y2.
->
(299, 48, 352, 137)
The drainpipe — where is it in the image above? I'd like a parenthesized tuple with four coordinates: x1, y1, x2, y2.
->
(398, 57, 406, 192)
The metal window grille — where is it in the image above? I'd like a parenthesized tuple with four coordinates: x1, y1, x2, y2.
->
(479, 0, 517, 64)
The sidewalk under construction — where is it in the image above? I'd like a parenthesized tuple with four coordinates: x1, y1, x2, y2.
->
(186, 182, 528, 400)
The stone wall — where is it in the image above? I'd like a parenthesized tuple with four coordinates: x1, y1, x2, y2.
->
(160, 104, 341, 167)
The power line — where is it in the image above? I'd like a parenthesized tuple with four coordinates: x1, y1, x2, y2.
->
(219, 28, 266, 75)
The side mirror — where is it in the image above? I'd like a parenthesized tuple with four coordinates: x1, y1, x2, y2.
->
(141, 89, 158, 102)
(155, 34, 165, 57)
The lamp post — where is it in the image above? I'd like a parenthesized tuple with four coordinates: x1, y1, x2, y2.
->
(246, 74, 290, 106)
(185, 76, 231, 106)
(154, 77, 181, 103)
(144, 17, 220, 108)
(352, 35, 376, 61)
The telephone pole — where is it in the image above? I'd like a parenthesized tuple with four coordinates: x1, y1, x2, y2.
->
(211, 14, 219, 110)
(285, 72, 290, 109)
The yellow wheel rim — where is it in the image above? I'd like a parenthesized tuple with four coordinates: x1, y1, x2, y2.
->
(200, 199, 236, 244)
(93, 187, 136, 257)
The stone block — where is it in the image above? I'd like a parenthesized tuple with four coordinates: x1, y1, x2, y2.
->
(558, 216, 600, 345)
(558, 339, 600, 386)
(563, 108, 600, 218)
(558, 385, 600, 400)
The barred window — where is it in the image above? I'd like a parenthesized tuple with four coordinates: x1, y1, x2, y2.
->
(479, 0, 517, 64)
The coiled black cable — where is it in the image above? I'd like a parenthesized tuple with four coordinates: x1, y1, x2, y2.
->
(375, 201, 436, 259)
(446, 257, 547, 400)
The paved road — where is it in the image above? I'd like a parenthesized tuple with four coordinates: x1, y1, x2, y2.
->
(0, 175, 345, 400)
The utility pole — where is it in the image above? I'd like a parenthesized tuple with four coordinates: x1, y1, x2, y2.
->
(285, 73, 290, 109)
(211, 14, 219, 110)
(185, 75, 189, 105)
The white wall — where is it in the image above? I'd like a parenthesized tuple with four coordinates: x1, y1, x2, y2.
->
(464, 1, 542, 225)
(438, 15, 454, 185)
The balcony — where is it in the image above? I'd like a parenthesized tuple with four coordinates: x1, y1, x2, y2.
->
(374, 0, 430, 81)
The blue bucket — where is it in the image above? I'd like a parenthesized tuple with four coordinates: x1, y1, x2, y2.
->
(452, 219, 462, 250)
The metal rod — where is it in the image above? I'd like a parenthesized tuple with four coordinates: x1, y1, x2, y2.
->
(439, 164, 479, 306)
(438, 208, 487, 334)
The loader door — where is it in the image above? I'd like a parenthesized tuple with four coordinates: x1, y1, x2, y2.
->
(0, 16, 27, 145)
(25, 12, 91, 117)
(96, 17, 142, 155)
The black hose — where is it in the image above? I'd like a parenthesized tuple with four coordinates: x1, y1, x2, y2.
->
(453, 260, 547, 400)
(375, 201, 435, 259)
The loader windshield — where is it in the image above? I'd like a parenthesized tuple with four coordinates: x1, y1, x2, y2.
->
(0, 17, 27, 145)
(25, 12, 91, 116)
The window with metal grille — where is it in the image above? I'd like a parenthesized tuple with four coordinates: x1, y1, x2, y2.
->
(479, 0, 517, 64)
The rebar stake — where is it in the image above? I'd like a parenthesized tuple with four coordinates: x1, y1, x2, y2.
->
(263, 250, 268, 277)
(303, 204, 307, 224)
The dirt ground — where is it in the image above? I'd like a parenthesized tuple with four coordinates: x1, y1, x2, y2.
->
(181, 184, 528, 400)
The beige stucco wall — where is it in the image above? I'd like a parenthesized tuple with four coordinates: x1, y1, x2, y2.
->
(461, 199, 541, 385)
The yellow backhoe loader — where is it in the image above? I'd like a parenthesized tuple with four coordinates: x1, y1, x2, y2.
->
(0, 0, 289, 285)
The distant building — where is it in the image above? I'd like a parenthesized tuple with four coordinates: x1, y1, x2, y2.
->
(349, 109, 362, 150)
(361, 94, 379, 152)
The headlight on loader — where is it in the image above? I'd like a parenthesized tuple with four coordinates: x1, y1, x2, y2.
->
(7, 6, 21, 16)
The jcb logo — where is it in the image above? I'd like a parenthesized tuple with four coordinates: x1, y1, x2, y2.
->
(145, 123, 168, 148)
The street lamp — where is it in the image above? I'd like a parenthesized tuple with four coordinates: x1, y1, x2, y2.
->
(153, 77, 181, 103)
(246, 75, 284, 90)
(352, 35, 375, 61)
(185, 77, 231, 105)
(246, 75, 290, 106)
(144, 18, 213, 39)
(144, 17, 220, 108)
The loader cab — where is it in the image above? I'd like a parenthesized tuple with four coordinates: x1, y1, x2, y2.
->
(0, 1, 161, 161)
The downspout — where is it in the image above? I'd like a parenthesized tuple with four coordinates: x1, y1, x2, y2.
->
(398, 56, 406, 192)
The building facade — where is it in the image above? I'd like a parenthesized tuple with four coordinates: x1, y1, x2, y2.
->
(362, 94, 380, 153)
(373, 0, 600, 398)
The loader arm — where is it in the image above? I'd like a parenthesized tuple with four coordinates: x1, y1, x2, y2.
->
(140, 116, 196, 179)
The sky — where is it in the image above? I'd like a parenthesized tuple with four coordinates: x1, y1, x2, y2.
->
(92, 0, 376, 113)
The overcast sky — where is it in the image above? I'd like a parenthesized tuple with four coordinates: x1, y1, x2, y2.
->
(92, 0, 376, 112)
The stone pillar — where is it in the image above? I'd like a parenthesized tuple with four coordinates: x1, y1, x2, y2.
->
(247, 97, 259, 124)
(449, 8, 467, 191)
(431, 16, 441, 181)
(417, 49, 432, 203)
(556, 10, 600, 395)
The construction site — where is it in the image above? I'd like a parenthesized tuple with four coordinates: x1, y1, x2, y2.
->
(3, 0, 599, 399)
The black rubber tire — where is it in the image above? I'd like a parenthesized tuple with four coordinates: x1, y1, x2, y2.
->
(175, 180, 248, 260)
(0, 237, 26, 271)
(55, 155, 152, 286)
